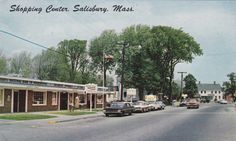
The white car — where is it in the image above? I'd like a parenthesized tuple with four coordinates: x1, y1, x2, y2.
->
(133, 101, 150, 112)
(219, 99, 228, 104)
(148, 101, 162, 110)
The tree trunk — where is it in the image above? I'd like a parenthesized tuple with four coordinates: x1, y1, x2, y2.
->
(138, 87, 144, 100)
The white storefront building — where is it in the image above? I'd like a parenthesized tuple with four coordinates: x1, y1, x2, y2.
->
(197, 82, 224, 101)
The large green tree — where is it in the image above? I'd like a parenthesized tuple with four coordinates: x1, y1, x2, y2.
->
(57, 39, 87, 82)
(147, 26, 203, 102)
(223, 72, 236, 101)
(117, 25, 157, 100)
(32, 47, 70, 81)
(89, 30, 119, 86)
(183, 74, 198, 98)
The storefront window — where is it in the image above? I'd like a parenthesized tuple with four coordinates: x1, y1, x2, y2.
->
(97, 95, 103, 104)
(0, 89, 4, 106)
(52, 92, 58, 105)
(33, 92, 47, 105)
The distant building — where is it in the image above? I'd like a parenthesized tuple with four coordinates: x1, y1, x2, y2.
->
(197, 81, 224, 101)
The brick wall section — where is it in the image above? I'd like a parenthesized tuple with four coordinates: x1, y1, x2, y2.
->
(0, 89, 12, 113)
(27, 91, 58, 112)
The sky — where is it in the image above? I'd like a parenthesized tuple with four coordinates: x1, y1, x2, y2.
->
(0, 0, 236, 85)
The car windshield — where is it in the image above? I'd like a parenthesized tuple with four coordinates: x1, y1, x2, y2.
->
(110, 103, 124, 108)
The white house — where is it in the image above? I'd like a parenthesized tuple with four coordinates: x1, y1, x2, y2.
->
(197, 81, 224, 101)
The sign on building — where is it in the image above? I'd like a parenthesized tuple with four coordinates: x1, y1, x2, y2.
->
(145, 95, 157, 102)
(127, 88, 136, 96)
(85, 83, 97, 93)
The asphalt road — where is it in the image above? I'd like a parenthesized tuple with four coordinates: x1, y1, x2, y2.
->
(0, 103, 236, 141)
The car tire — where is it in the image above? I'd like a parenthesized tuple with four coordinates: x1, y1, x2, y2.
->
(129, 112, 132, 115)
(105, 114, 109, 117)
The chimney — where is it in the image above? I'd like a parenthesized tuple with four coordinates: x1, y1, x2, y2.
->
(214, 81, 216, 85)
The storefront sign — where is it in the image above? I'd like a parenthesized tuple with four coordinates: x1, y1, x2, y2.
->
(127, 88, 136, 96)
(85, 83, 97, 93)
(145, 95, 157, 102)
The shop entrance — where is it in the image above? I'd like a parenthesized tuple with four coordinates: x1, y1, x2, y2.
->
(87, 94, 96, 108)
(13, 90, 26, 112)
(60, 93, 68, 110)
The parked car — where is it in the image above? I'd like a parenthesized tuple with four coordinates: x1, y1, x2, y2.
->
(148, 101, 162, 110)
(103, 102, 134, 117)
(219, 99, 228, 104)
(179, 100, 187, 107)
(200, 98, 210, 103)
(156, 101, 166, 110)
(133, 101, 150, 112)
(187, 98, 200, 109)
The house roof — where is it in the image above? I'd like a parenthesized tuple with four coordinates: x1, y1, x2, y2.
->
(0, 75, 108, 92)
(197, 83, 222, 91)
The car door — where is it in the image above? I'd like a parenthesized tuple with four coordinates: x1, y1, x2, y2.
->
(124, 103, 129, 113)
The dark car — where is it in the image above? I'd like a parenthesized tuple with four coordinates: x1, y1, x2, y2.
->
(103, 102, 134, 117)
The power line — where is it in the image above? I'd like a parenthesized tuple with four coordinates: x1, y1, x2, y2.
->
(0, 29, 69, 57)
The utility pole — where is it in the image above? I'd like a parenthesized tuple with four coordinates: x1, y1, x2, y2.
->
(120, 43, 125, 101)
(178, 72, 187, 100)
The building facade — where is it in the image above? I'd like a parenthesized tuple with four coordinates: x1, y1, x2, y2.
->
(0, 76, 110, 113)
(197, 81, 224, 101)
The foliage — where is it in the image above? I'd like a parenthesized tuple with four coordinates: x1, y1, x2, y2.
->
(89, 30, 119, 86)
(0, 51, 8, 74)
(57, 39, 87, 82)
(171, 82, 181, 99)
(1, 24, 202, 102)
(183, 74, 198, 98)
(147, 26, 202, 102)
(223, 72, 236, 101)
(10, 51, 32, 77)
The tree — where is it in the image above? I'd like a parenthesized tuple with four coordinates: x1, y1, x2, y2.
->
(58, 39, 87, 82)
(147, 26, 203, 102)
(117, 25, 155, 100)
(10, 51, 32, 77)
(89, 30, 119, 86)
(0, 50, 8, 74)
(183, 74, 198, 98)
(172, 82, 181, 100)
(32, 47, 70, 81)
(223, 72, 236, 101)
